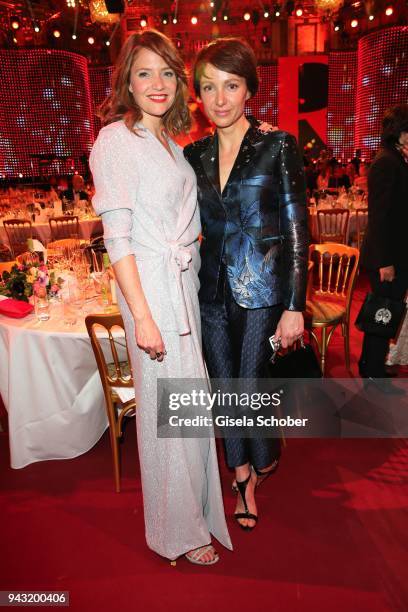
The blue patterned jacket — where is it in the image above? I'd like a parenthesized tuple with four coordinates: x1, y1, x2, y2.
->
(184, 119, 309, 311)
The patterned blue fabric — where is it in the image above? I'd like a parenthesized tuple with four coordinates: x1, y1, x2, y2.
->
(184, 118, 309, 311)
(201, 270, 282, 469)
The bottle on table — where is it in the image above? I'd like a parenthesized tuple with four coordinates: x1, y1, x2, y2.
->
(101, 252, 117, 306)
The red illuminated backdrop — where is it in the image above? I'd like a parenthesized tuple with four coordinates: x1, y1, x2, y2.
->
(0, 26, 407, 180)
(89, 66, 114, 139)
(0, 49, 94, 179)
(355, 26, 408, 160)
(327, 51, 358, 162)
(245, 64, 279, 127)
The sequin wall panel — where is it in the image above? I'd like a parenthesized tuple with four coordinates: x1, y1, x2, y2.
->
(0, 50, 94, 178)
(327, 51, 357, 162)
(245, 64, 279, 126)
(89, 66, 114, 138)
(355, 26, 408, 160)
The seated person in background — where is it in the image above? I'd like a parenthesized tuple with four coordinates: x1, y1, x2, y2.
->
(345, 162, 357, 186)
(304, 159, 318, 195)
(62, 174, 89, 203)
(354, 162, 369, 193)
(316, 162, 330, 190)
(328, 163, 351, 189)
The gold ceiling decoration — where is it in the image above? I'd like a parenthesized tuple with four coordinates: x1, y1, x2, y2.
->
(314, 0, 344, 13)
(89, 0, 120, 24)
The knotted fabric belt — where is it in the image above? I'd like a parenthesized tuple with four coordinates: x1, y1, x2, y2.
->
(134, 241, 193, 335)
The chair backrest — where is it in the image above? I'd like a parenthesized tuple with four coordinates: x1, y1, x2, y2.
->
(317, 209, 350, 244)
(3, 219, 33, 257)
(309, 242, 360, 319)
(0, 260, 16, 275)
(49, 215, 79, 240)
(355, 208, 368, 250)
(85, 313, 134, 405)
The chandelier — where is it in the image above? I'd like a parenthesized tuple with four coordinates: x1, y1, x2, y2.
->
(89, 0, 120, 24)
(314, 0, 344, 13)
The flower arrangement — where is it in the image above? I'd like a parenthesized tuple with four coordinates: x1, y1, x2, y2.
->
(0, 261, 63, 302)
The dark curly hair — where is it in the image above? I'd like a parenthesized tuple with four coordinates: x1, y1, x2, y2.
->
(381, 103, 408, 149)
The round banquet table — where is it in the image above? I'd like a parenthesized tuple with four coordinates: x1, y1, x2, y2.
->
(0, 297, 118, 469)
(0, 216, 102, 246)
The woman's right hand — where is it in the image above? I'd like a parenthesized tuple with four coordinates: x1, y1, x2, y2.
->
(135, 315, 166, 361)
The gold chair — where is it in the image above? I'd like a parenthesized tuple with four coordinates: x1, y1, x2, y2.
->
(85, 313, 136, 493)
(317, 208, 350, 244)
(49, 215, 79, 241)
(0, 260, 16, 275)
(3, 219, 33, 258)
(355, 208, 368, 250)
(305, 243, 359, 375)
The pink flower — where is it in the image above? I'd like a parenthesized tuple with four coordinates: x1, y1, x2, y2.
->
(51, 284, 60, 293)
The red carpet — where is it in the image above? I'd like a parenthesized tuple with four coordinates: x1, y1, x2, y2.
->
(1, 273, 407, 611)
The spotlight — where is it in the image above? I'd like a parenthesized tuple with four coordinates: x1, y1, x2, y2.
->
(264, 7, 270, 18)
(88, 36, 95, 44)
(34, 24, 40, 33)
(368, 14, 374, 20)
(11, 17, 20, 30)
(191, 15, 198, 25)
(333, 20, 342, 31)
(161, 14, 169, 25)
(53, 29, 61, 38)
(140, 15, 147, 28)
(243, 11, 251, 21)
(212, 14, 217, 22)
(172, 17, 178, 24)
(223, 10, 229, 20)
(350, 18, 358, 27)
(72, 33, 77, 40)
(385, 7, 393, 15)
(274, 4, 281, 16)
(210, 1, 214, 6)
(66, 0, 76, 7)
(295, 4, 303, 17)
(105, 40, 110, 46)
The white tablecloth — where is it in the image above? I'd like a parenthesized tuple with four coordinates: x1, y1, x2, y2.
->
(0, 217, 102, 246)
(0, 298, 114, 469)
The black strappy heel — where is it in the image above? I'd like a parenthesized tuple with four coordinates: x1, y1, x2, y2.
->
(234, 473, 258, 531)
(253, 458, 280, 486)
(232, 459, 279, 492)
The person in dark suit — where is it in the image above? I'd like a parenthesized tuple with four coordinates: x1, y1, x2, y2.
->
(184, 38, 308, 530)
(359, 104, 408, 393)
(62, 174, 89, 203)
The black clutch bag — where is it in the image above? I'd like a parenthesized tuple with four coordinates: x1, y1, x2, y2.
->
(355, 293, 405, 339)
(262, 336, 322, 379)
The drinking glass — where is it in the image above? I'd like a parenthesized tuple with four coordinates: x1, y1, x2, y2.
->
(34, 285, 50, 321)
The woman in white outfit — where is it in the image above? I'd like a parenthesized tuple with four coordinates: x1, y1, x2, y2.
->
(89, 29, 232, 565)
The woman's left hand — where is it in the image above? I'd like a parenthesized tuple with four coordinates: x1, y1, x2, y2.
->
(275, 310, 304, 349)
(258, 122, 279, 133)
